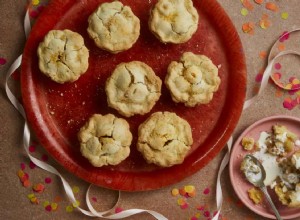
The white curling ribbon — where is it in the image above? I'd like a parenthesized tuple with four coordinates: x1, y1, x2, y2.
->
(4, 7, 168, 220)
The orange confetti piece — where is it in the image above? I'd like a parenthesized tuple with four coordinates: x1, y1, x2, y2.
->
(259, 51, 267, 59)
(242, 0, 254, 11)
(242, 22, 255, 35)
(254, 0, 263, 4)
(23, 180, 31, 187)
(278, 43, 285, 51)
(33, 183, 45, 193)
(179, 188, 186, 196)
(260, 19, 271, 29)
(266, 3, 279, 12)
(188, 190, 196, 198)
(275, 88, 283, 98)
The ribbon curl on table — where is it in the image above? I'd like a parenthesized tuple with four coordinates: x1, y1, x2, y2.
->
(5, 5, 300, 220)
(5, 8, 168, 220)
(212, 28, 300, 220)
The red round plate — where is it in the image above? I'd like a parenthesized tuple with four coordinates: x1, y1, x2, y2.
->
(229, 115, 300, 219)
(21, 0, 246, 191)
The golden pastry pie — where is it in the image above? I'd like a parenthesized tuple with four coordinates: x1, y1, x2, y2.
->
(165, 52, 220, 107)
(37, 29, 89, 83)
(137, 111, 193, 167)
(87, 1, 140, 53)
(149, 0, 199, 43)
(105, 61, 162, 117)
(78, 114, 132, 167)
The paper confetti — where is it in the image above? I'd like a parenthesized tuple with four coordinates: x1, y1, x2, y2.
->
(33, 183, 45, 193)
(265, 3, 279, 12)
(259, 51, 267, 59)
(242, 22, 255, 35)
(29, 145, 36, 152)
(279, 31, 290, 42)
(17, 170, 31, 187)
(281, 12, 289, 20)
(32, 0, 40, 5)
(254, 0, 263, 4)
(241, 0, 254, 11)
(259, 14, 271, 29)
(278, 43, 285, 51)
(171, 188, 179, 196)
(0, 57, 7, 65)
(274, 63, 282, 70)
(27, 194, 39, 204)
(45, 177, 52, 184)
(115, 207, 123, 213)
(203, 188, 210, 195)
(66, 205, 73, 213)
(72, 186, 80, 194)
(241, 8, 249, 16)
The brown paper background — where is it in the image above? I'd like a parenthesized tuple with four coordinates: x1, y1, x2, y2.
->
(1, 0, 300, 219)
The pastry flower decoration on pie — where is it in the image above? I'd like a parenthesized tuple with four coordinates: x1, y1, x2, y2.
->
(105, 61, 162, 117)
(78, 114, 132, 167)
(165, 52, 221, 107)
(87, 1, 140, 53)
(137, 112, 193, 167)
(37, 29, 89, 83)
(149, 0, 199, 44)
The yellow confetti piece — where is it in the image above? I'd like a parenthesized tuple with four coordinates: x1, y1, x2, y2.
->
(171, 188, 179, 196)
(72, 200, 80, 208)
(17, 170, 25, 178)
(66, 205, 73, 213)
(285, 83, 293, 90)
(195, 213, 201, 218)
(32, 0, 40, 5)
(51, 203, 58, 211)
(281, 12, 289, 20)
(177, 198, 186, 206)
(184, 185, 195, 194)
(27, 194, 35, 199)
(241, 8, 248, 16)
(292, 78, 300, 84)
(72, 186, 80, 194)
(43, 201, 50, 207)
(260, 19, 271, 29)
(296, 90, 300, 96)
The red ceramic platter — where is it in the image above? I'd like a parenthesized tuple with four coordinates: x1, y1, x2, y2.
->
(229, 115, 300, 219)
(21, 0, 246, 191)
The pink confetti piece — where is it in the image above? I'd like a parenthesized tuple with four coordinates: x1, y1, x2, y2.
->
(29, 161, 36, 169)
(115, 207, 123, 213)
(203, 188, 210, 195)
(180, 203, 189, 209)
(274, 63, 281, 70)
(29, 145, 36, 152)
(92, 197, 97, 202)
(45, 205, 52, 212)
(204, 211, 210, 217)
(45, 177, 52, 184)
(279, 31, 290, 42)
(196, 205, 205, 211)
(0, 57, 7, 65)
(255, 73, 263, 82)
(20, 163, 26, 170)
(190, 216, 198, 220)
